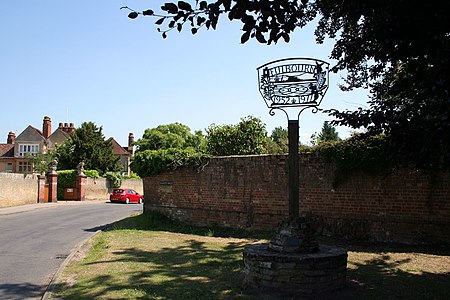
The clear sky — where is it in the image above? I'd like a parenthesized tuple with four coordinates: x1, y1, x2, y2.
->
(0, 1, 369, 147)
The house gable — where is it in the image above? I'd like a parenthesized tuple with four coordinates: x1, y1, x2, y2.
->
(110, 138, 130, 156)
(48, 128, 70, 149)
(13, 126, 46, 158)
(110, 138, 131, 175)
(15, 126, 45, 143)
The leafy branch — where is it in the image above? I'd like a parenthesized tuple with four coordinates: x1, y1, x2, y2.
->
(121, 0, 314, 44)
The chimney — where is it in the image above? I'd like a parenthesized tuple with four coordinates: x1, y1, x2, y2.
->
(128, 133, 134, 155)
(7, 132, 15, 144)
(69, 123, 75, 134)
(43, 116, 52, 139)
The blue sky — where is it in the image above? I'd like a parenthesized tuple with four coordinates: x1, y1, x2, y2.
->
(0, 1, 369, 147)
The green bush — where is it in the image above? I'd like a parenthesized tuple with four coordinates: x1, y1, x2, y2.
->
(105, 172, 123, 188)
(84, 169, 100, 178)
(131, 148, 210, 178)
(313, 134, 392, 187)
(206, 115, 267, 156)
(123, 173, 140, 180)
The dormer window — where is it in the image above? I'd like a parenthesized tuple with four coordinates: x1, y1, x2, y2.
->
(18, 144, 39, 157)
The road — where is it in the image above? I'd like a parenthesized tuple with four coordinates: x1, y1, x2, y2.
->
(0, 201, 142, 300)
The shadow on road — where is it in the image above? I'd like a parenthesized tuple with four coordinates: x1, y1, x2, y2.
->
(0, 282, 44, 299)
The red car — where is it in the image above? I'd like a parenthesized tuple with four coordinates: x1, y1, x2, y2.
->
(110, 188, 144, 204)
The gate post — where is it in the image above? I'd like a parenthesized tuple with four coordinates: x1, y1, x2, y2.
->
(47, 173, 58, 202)
(76, 174, 87, 201)
(47, 159, 58, 203)
(37, 175, 46, 203)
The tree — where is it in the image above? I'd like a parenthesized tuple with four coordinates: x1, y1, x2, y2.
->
(56, 122, 121, 173)
(28, 150, 56, 175)
(206, 115, 267, 156)
(132, 123, 207, 176)
(132, 123, 207, 177)
(124, 0, 449, 170)
(310, 121, 340, 145)
(266, 126, 289, 154)
(136, 123, 206, 152)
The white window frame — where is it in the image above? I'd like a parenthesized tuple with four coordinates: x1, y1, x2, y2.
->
(18, 144, 40, 157)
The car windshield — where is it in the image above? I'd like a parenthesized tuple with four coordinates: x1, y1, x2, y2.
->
(114, 189, 124, 193)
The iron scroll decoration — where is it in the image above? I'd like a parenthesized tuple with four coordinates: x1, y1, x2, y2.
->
(257, 58, 330, 118)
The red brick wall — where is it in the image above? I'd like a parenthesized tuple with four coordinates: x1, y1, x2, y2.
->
(143, 153, 450, 244)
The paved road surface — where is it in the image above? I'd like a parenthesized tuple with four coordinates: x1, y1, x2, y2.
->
(0, 201, 142, 300)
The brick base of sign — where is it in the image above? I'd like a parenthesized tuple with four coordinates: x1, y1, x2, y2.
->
(243, 243, 347, 296)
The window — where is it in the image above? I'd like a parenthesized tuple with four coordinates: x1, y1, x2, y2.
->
(6, 163, 13, 173)
(18, 162, 32, 173)
(18, 144, 40, 157)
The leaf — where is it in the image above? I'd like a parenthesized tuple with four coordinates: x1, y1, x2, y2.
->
(142, 9, 154, 16)
(256, 31, 267, 43)
(178, 1, 192, 11)
(282, 33, 290, 43)
(197, 16, 206, 26)
(211, 17, 218, 30)
(128, 12, 139, 19)
(162, 32, 167, 39)
(191, 28, 198, 35)
(155, 17, 166, 25)
(177, 23, 182, 32)
(161, 3, 178, 14)
(199, 1, 208, 10)
(241, 31, 251, 44)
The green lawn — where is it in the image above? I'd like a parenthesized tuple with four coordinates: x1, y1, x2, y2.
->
(51, 213, 450, 300)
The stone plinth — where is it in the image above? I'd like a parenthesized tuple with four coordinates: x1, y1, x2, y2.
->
(269, 217, 319, 253)
(243, 243, 347, 296)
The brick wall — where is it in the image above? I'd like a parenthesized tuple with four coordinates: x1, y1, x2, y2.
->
(143, 153, 450, 244)
(0, 173, 38, 208)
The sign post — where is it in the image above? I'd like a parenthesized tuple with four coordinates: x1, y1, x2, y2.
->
(257, 58, 330, 220)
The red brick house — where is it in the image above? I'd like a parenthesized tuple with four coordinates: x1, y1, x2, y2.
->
(0, 116, 135, 175)
(0, 116, 74, 173)
(111, 133, 135, 176)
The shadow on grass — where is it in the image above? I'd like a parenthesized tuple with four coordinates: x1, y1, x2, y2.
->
(109, 211, 272, 240)
(318, 235, 450, 256)
(55, 242, 450, 300)
(55, 238, 264, 300)
(335, 255, 450, 300)
(56, 212, 450, 300)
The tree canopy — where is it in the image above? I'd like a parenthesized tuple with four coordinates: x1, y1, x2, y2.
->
(266, 126, 289, 154)
(56, 122, 121, 173)
(136, 123, 206, 152)
(132, 123, 207, 177)
(206, 115, 267, 156)
(310, 121, 340, 145)
(125, 0, 450, 170)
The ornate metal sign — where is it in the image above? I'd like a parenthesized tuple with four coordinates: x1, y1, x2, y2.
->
(256, 57, 331, 220)
(257, 58, 330, 110)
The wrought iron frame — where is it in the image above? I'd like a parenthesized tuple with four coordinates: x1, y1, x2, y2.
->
(257, 57, 330, 122)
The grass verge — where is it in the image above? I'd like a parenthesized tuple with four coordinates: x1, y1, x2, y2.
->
(51, 212, 450, 300)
